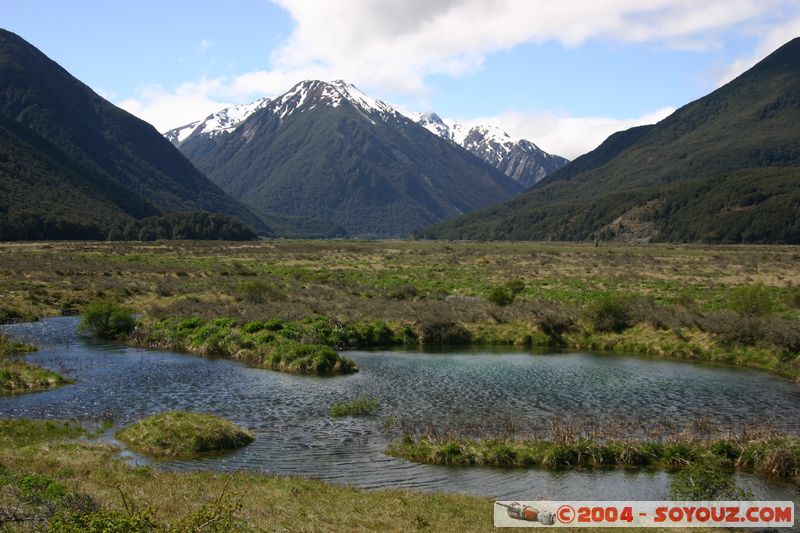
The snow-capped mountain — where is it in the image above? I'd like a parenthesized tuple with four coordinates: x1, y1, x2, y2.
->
(269, 79, 405, 122)
(164, 80, 567, 188)
(409, 112, 568, 188)
(165, 80, 407, 147)
(169, 79, 523, 238)
(165, 96, 271, 145)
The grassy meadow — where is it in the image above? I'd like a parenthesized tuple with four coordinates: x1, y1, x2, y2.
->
(0, 240, 798, 378)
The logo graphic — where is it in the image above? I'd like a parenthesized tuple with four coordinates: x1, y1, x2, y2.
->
(495, 502, 556, 525)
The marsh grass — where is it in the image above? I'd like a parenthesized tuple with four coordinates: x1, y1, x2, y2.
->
(1, 241, 799, 379)
(0, 419, 497, 532)
(129, 316, 360, 376)
(0, 337, 70, 394)
(0, 359, 71, 395)
(116, 411, 254, 458)
(0, 334, 36, 356)
(386, 421, 800, 483)
(330, 397, 380, 417)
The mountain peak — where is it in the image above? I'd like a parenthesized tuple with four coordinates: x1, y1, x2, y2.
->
(268, 79, 401, 121)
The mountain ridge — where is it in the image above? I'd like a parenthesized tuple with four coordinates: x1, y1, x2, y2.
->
(417, 37, 800, 244)
(0, 28, 270, 238)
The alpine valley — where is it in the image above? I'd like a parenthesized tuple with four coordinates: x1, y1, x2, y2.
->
(166, 80, 568, 237)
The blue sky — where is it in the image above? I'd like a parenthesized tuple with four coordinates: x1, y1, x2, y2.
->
(4, 0, 800, 158)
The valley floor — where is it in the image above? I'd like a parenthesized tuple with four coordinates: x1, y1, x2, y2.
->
(0, 239, 798, 379)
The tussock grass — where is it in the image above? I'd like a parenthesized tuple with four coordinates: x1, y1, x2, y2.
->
(330, 397, 380, 417)
(388, 433, 800, 480)
(129, 316, 360, 376)
(0, 334, 70, 395)
(116, 411, 254, 458)
(0, 359, 70, 395)
(0, 334, 36, 356)
(0, 418, 499, 532)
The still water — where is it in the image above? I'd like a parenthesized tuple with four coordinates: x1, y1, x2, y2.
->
(2, 317, 799, 501)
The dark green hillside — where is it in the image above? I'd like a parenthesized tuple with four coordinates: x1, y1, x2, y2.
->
(184, 80, 522, 238)
(0, 115, 142, 239)
(419, 37, 800, 243)
(0, 29, 269, 237)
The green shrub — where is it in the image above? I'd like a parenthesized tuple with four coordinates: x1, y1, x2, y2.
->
(79, 301, 136, 340)
(263, 319, 284, 331)
(237, 280, 284, 304)
(728, 284, 774, 316)
(19, 474, 66, 502)
(48, 509, 159, 532)
(585, 295, 636, 333)
(487, 286, 513, 306)
(330, 397, 380, 417)
(242, 321, 266, 334)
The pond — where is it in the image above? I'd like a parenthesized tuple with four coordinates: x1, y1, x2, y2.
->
(2, 317, 799, 502)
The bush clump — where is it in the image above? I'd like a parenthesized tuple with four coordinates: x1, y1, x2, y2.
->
(534, 304, 578, 340)
(116, 411, 254, 458)
(728, 284, 774, 317)
(487, 280, 525, 306)
(330, 397, 380, 417)
(237, 280, 284, 304)
(79, 300, 136, 340)
(585, 294, 637, 333)
(387, 284, 418, 300)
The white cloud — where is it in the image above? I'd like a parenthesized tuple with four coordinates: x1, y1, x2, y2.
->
(117, 65, 334, 131)
(118, 82, 235, 131)
(199, 39, 213, 52)
(269, 0, 782, 94)
(116, 0, 799, 142)
(460, 107, 676, 159)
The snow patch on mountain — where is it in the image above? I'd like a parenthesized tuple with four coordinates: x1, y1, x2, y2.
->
(165, 96, 271, 144)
